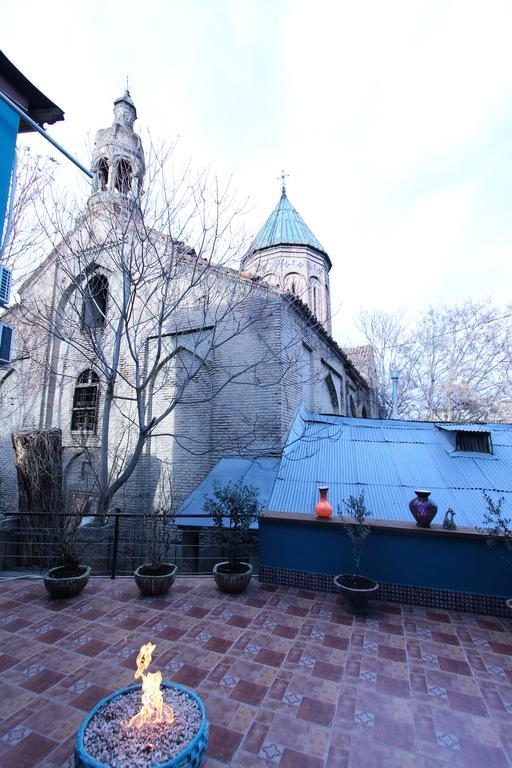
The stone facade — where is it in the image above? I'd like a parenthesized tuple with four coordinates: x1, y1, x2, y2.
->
(0, 93, 376, 520)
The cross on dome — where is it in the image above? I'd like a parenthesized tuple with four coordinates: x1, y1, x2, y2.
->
(277, 169, 289, 197)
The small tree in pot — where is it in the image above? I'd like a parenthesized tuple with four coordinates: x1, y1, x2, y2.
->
(135, 473, 180, 596)
(478, 493, 512, 611)
(12, 429, 93, 598)
(203, 480, 262, 594)
(334, 490, 379, 614)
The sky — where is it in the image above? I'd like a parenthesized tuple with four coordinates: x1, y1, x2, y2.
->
(3, 0, 512, 345)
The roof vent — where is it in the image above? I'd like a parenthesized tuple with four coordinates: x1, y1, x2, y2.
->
(455, 431, 491, 454)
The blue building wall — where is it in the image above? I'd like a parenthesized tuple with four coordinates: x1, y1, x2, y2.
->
(0, 100, 19, 236)
(260, 516, 511, 597)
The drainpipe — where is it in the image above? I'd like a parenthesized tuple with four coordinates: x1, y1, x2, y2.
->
(390, 369, 400, 419)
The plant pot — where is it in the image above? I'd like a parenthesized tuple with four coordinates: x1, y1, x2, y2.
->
(333, 573, 379, 614)
(43, 565, 91, 599)
(213, 562, 253, 594)
(315, 486, 333, 518)
(75, 682, 208, 768)
(409, 489, 438, 528)
(134, 563, 177, 596)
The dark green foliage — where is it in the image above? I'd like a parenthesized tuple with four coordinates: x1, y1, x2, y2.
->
(203, 481, 262, 572)
(339, 490, 372, 575)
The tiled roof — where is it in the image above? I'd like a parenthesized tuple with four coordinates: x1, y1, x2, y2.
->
(247, 191, 326, 255)
(342, 345, 376, 384)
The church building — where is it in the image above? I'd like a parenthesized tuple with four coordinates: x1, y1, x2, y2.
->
(0, 92, 376, 518)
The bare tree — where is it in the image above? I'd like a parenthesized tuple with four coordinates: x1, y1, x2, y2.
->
(1, 147, 58, 282)
(357, 301, 512, 422)
(12, 141, 313, 518)
(356, 309, 418, 417)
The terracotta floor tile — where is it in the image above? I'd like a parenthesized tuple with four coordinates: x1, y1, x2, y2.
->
(230, 679, 268, 706)
(207, 723, 243, 762)
(378, 644, 407, 663)
(254, 648, 286, 667)
(0, 654, 20, 672)
(374, 714, 415, 750)
(0, 577, 509, 766)
(70, 684, 112, 711)
(312, 660, 343, 682)
(297, 696, 336, 727)
(241, 721, 269, 753)
(272, 624, 298, 639)
(438, 657, 472, 675)
(376, 673, 410, 698)
(171, 664, 208, 687)
(447, 690, 488, 716)
(279, 746, 326, 767)
(0, 732, 58, 768)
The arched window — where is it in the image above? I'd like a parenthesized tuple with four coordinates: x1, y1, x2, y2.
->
(361, 406, 368, 419)
(115, 159, 132, 194)
(71, 370, 99, 432)
(321, 374, 339, 413)
(284, 272, 306, 299)
(82, 274, 108, 330)
(310, 276, 322, 321)
(96, 157, 109, 190)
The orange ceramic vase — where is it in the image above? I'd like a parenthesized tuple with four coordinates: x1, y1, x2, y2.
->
(315, 487, 333, 518)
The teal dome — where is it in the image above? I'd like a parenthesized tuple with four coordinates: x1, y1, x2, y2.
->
(248, 191, 326, 256)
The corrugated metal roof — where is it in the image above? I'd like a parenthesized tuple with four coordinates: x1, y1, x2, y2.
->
(247, 192, 326, 255)
(267, 409, 512, 528)
(436, 423, 492, 433)
(177, 456, 280, 527)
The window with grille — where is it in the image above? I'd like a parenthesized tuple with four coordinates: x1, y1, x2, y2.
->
(455, 431, 491, 453)
(82, 275, 108, 330)
(71, 370, 99, 432)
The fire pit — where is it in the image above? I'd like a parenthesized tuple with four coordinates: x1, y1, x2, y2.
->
(75, 643, 208, 768)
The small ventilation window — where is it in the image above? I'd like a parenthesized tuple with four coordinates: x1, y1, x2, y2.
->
(455, 431, 491, 453)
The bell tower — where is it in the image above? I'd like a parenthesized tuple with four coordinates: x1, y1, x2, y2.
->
(242, 180, 332, 334)
(89, 90, 145, 201)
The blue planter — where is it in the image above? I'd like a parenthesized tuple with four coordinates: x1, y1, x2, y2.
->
(75, 682, 208, 768)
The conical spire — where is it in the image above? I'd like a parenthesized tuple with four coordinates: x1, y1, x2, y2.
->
(247, 190, 326, 256)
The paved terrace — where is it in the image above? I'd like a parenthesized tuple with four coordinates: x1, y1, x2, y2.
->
(0, 577, 511, 768)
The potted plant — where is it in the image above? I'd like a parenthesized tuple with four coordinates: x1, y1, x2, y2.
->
(478, 493, 512, 611)
(10, 429, 92, 599)
(334, 490, 379, 614)
(134, 481, 179, 596)
(44, 493, 93, 599)
(203, 480, 262, 594)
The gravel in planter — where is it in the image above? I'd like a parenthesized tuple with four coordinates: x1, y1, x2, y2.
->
(83, 687, 201, 768)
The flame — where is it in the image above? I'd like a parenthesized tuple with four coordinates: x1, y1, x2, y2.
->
(128, 642, 174, 729)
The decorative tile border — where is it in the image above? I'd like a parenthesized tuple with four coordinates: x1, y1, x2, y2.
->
(258, 565, 511, 617)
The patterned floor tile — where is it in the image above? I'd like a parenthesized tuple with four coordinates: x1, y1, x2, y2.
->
(0, 577, 509, 767)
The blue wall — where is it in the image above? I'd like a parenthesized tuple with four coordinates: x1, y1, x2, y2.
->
(0, 100, 19, 236)
(260, 517, 511, 597)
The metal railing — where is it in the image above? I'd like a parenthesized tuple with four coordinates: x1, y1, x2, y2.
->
(0, 511, 258, 579)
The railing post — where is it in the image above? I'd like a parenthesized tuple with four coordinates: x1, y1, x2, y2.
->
(111, 508, 121, 579)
